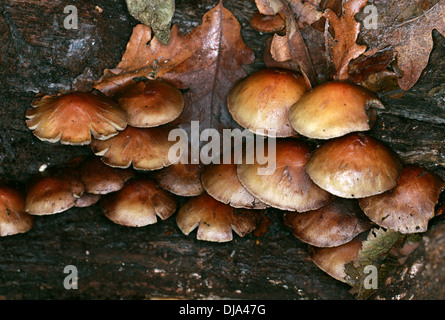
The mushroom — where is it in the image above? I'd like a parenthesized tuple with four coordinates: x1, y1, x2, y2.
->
(100, 178, 177, 227)
(79, 157, 134, 195)
(91, 125, 181, 171)
(288, 81, 384, 139)
(176, 193, 263, 242)
(358, 166, 445, 234)
(201, 158, 268, 210)
(116, 79, 184, 128)
(283, 197, 373, 247)
(236, 139, 333, 212)
(25, 169, 85, 215)
(74, 193, 101, 208)
(309, 232, 367, 284)
(250, 11, 286, 35)
(305, 133, 402, 199)
(152, 161, 204, 197)
(227, 68, 310, 137)
(26, 91, 127, 145)
(0, 185, 34, 236)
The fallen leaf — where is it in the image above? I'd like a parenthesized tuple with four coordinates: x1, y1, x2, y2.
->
(323, 0, 368, 81)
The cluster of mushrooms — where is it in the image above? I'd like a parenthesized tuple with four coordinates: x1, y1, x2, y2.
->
(1, 67, 444, 286)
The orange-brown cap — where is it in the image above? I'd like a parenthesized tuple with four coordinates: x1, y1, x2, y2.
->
(236, 139, 333, 212)
(152, 162, 204, 197)
(176, 193, 263, 242)
(100, 178, 177, 227)
(0, 185, 34, 236)
(117, 79, 184, 128)
(250, 11, 286, 34)
(306, 133, 402, 199)
(25, 169, 85, 215)
(288, 81, 384, 139)
(227, 68, 310, 137)
(359, 166, 445, 234)
(79, 157, 134, 194)
(26, 91, 127, 145)
(91, 126, 180, 171)
(201, 161, 268, 209)
(283, 198, 372, 247)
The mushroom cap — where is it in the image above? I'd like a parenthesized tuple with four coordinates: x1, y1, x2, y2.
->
(79, 157, 134, 194)
(227, 68, 310, 137)
(288, 81, 384, 139)
(0, 185, 34, 236)
(250, 11, 286, 34)
(309, 232, 367, 284)
(90, 126, 181, 171)
(74, 193, 101, 208)
(201, 161, 268, 209)
(236, 139, 333, 212)
(117, 79, 184, 128)
(306, 133, 402, 199)
(100, 178, 177, 227)
(176, 193, 263, 242)
(26, 91, 127, 145)
(152, 162, 204, 197)
(283, 197, 372, 247)
(25, 169, 85, 215)
(358, 166, 445, 234)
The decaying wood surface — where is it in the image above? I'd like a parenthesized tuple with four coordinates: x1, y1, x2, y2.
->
(0, 0, 443, 299)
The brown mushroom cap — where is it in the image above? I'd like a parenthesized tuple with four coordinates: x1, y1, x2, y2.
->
(25, 169, 85, 215)
(79, 157, 134, 194)
(0, 185, 34, 236)
(283, 198, 372, 247)
(152, 162, 204, 197)
(288, 81, 384, 139)
(306, 133, 402, 199)
(100, 178, 177, 227)
(227, 68, 310, 137)
(358, 166, 445, 234)
(201, 161, 268, 209)
(74, 193, 101, 208)
(250, 11, 286, 34)
(26, 91, 127, 145)
(117, 79, 184, 128)
(236, 139, 333, 212)
(91, 126, 181, 171)
(309, 232, 367, 284)
(176, 193, 263, 242)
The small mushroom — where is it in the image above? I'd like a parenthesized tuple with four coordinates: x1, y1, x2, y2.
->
(0, 185, 34, 236)
(25, 169, 85, 215)
(116, 79, 184, 128)
(283, 197, 373, 247)
(227, 68, 310, 137)
(100, 178, 177, 227)
(74, 193, 101, 208)
(288, 81, 384, 139)
(309, 232, 367, 284)
(176, 193, 263, 242)
(250, 11, 286, 34)
(201, 159, 268, 210)
(305, 133, 402, 199)
(79, 157, 134, 195)
(237, 139, 333, 212)
(152, 161, 204, 197)
(26, 91, 127, 145)
(91, 125, 181, 171)
(358, 166, 445, 234)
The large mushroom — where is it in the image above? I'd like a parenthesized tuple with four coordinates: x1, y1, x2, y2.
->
(227, 68, 310, 137)
(116, 79, 184, 128)
(288, 81, 384, 139)
(236, 139, 333, 212)
(26, 91, 127, 145)
(0, 185, 34, 236)
(176, 193, 263, 242)
(305, 133, 402, 199)
(100, 178, 177, 227)
(358, 166, 445, 234)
